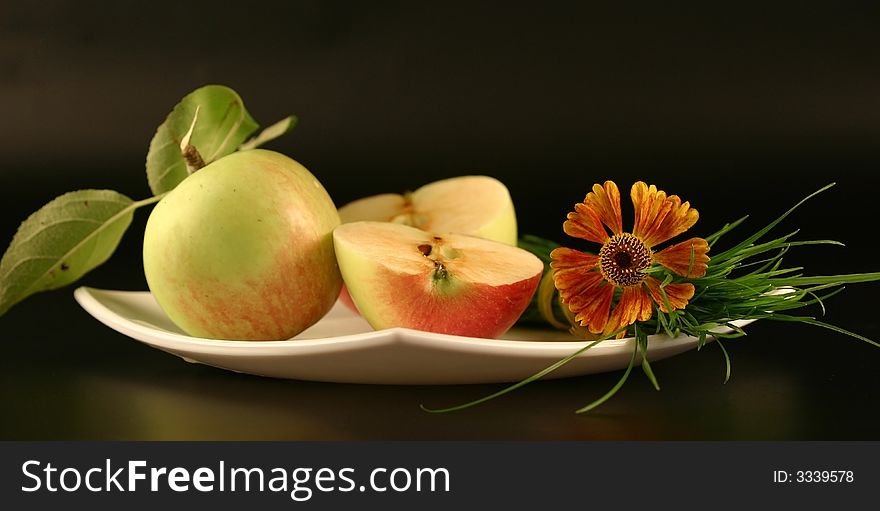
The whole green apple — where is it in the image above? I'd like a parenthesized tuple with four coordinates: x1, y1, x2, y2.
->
(143, 149, 342, 340)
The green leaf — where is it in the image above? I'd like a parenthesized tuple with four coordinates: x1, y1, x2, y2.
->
(239, 115, 298, 151)
(0, 190, 138, 316)
(146, 84, 259, 195)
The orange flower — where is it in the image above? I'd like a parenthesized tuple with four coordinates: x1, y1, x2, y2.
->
(550, 181, 710, 338)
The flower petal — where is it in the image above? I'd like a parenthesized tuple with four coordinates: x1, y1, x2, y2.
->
(604, 286, 654, 338)
(631, 181, 699, 247)
(563, 202, 609, 244)
(644, 276, 695, 313)
(584, 181, 623, 236)
(551, 247, 600, 297)
(550, 247, 599, 270)
(654, 237, 710, 278)
(569, 281, 614, 334)
(631, 181, 670, 244)
(551, 262, 613, 334)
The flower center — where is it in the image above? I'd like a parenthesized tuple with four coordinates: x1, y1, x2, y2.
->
(599, 233, 652, 287)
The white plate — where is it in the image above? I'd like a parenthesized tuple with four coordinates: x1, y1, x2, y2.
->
(74, 287, 753, 385)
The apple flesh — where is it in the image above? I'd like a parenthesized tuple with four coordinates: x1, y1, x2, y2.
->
(333, 221, 543, 338)
(143, 149, 342, 340)
(337, 175, 518, 245)
(336, 175, 519, 314)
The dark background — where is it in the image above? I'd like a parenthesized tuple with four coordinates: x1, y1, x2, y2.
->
(1, 1, 878, 439)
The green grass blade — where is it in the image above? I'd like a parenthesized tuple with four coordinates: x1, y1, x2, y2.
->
(772, 273, 880, 286)
(636, 327, 661, 391)
(421, 334, 616, 413)
(712, 183, 835, 262)
(768, 315, 880, 348)
(716, 338, 732, 384)
(705, 215, 749, 245)
(576, 343, 638, 414)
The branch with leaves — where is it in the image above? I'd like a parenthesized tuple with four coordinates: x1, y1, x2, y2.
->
(0, 85, 296, 316)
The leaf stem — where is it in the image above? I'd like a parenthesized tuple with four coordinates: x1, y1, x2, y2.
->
(134, 193, 167, 209)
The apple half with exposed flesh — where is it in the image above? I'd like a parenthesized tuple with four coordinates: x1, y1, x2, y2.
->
(337, 175, 518, 245)
(337, 175, 519, 312)
(333, 221, 543, 338)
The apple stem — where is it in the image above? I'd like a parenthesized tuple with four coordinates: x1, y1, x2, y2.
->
(182, 145, 206, 174)
(180, 105, 207, 174)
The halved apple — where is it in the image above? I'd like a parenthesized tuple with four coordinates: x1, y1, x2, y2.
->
(333, 221, 543, 338)
(337, 175, 518, 245)
(336, 175, 519, 314)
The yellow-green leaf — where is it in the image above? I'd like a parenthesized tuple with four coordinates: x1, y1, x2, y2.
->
(239, 115, 298, 151)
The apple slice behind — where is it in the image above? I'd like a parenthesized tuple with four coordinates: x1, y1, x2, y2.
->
(337, 175, 517, 245)
(333, 221, 543, 338)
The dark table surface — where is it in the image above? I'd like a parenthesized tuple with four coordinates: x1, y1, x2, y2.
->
(2, 279, 877, 441)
